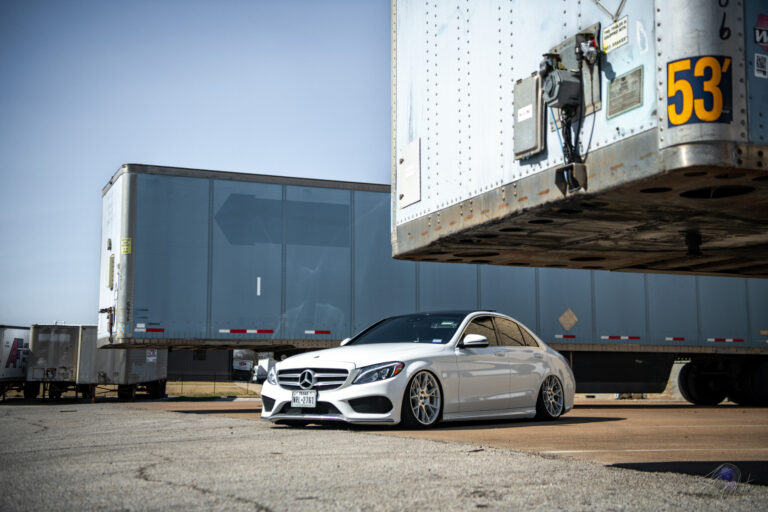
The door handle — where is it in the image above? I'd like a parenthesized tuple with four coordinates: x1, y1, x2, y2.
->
(494, 351, 506, 357)
(534, 353, 543, 359)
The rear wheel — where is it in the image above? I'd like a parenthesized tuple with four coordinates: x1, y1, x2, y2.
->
(401, 371, 442, 428)
(535, 375, 564, 420)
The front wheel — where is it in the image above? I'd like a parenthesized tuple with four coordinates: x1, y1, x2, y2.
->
(401, 371, 442, 428)
(535, 375, 564, 420)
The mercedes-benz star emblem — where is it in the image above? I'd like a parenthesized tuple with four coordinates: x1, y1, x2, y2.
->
(298, 369, 315, 390)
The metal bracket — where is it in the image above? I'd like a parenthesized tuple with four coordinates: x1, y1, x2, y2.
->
(554, 163, 588, 196)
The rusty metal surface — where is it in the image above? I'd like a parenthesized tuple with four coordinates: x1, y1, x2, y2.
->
(393, 135, 768, 277)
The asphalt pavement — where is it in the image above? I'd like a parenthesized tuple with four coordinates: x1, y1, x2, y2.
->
(1, 400, 767, 511)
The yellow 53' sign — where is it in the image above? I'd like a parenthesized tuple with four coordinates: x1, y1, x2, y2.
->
(667, 55, 733, 127)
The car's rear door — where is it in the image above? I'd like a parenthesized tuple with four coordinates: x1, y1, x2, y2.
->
(494, 316, 541, 409)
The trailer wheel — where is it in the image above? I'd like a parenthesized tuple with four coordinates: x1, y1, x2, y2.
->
(48, 383, 64, 400)
(117, 384, 136, 401)
(678, 362, 727, 405)
(23, 382, 39, 400)
(77, 385, 92, 400)
(731, 362, 768, 406)
(146, 381, 166, 399)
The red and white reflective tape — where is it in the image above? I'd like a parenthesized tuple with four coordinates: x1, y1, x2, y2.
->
(304, 330, 331, 335)
(600, 335, 641, 341)
(665, 337, 686, 341)
(218, 329, 274, 334)
(135, 324, 164, 333)
(554, 334, 576, 340)
(707, 338, 744, 343)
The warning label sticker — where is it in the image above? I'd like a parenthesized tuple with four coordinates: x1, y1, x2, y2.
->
(602, 16, 629, 53)
(121, 238, 132, 255)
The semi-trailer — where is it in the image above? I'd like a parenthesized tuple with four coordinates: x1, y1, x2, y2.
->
(390, 0, 768, 276)
(26, 324, 167, 400)
(97, 164, 768, 404)
(1, 326, 31, 399)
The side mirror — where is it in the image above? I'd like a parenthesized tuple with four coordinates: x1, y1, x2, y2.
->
(461, 333, 489, 348)
(340, 338, 352, 346)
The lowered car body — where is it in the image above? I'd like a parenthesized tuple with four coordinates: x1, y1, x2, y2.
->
(260, 311, 575, 427)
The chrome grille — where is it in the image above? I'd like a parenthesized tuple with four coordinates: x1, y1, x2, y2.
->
(277, 368, 349, 390)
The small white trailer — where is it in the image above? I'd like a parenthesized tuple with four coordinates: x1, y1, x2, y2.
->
(26, 324, 168, 400)
(0, 326, 31, 399)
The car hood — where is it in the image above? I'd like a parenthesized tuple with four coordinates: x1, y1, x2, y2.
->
(279, 342, 451, 369)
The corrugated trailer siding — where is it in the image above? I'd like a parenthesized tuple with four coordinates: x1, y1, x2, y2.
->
(353, 191, 417, 331)
(479, 267, 537, 331)
(593, 273, 647, 344)
(647, 274, 699, 347)
(699, 277, 750, 344)
(284, 186, 351, 340)
(537, 269, 594, 345)
(134, 174, 209, 338)
(749, 280, 768, 346)
(211, 179, 283, 338)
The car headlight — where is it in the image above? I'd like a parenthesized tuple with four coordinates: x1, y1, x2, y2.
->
(352, 362, 404, 385)
(267, 365, 277, 385)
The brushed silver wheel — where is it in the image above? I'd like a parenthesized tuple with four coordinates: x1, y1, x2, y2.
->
(536, 375, 564, 420)
(403, 371, 441, 427)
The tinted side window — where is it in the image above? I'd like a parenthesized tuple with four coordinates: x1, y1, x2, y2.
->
(519, 324, 540, 347)
(463, 316, 499, 346)
(494, 317, 525, 347)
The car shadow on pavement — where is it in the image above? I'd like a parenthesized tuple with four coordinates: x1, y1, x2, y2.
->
(609, 460, 768, 487)
(329, 414, 624, 433)
(172, 408, 262, 415)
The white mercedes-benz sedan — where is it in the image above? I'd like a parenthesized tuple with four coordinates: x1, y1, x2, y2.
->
(261, 311, 575, 428)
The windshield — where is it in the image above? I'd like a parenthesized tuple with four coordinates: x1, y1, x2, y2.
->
(348, 313, 466, 345)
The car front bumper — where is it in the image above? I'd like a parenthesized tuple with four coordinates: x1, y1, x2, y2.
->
(261, 374, 409, 425)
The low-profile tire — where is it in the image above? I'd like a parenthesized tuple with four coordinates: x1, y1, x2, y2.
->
(535, 375, 564, 421)
(400, 371, 442, 429)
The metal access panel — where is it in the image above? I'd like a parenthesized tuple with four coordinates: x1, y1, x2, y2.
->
(392, 0, 768, 277)
(513, 74, 544, 159)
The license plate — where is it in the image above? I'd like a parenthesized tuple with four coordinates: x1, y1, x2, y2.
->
(291, 390, 317, 408)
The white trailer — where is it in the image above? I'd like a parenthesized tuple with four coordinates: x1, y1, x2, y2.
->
(391, 0, 768, 276)
(26, 325, 168, 400)
(0, 326, 30, 399)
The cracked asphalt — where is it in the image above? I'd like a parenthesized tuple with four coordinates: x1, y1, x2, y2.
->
(1, 402, 767, 511)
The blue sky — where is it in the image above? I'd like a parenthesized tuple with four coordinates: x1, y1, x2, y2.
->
(0, 0, 391, 326)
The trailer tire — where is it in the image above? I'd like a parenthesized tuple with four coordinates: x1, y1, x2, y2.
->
(735, 362, 768, 406)
(117, 384, 135, 401)
(23, 382, 39, 400)
(678, 362, 726, 405)
(147, 381, 166, 399)
(49, 384, 64, 400)
(77, 385, 92, 400)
